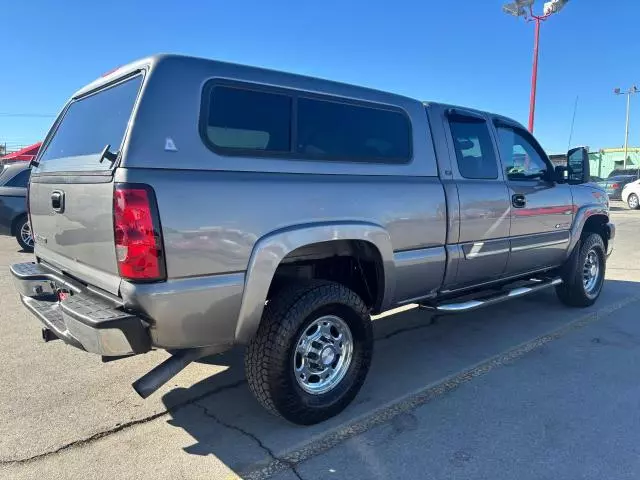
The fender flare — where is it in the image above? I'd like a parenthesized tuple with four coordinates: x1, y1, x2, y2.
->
(234, 221, 396, 344)
(566, 204, 610, 257)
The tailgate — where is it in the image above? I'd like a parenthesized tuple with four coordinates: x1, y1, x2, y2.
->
(30, 74, 143, 295)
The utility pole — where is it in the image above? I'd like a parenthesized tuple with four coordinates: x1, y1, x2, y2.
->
(503, 0, 570, 133)
(528, 16, 541, 132)
(614, 86, 639, 170)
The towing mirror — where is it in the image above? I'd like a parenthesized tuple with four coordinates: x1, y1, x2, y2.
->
(567, 147, 590, 184)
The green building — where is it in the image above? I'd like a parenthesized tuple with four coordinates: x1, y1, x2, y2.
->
(589, 147, 640, 178)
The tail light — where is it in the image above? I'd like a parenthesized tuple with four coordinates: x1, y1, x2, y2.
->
(611, 183, 620, 189)
(113, 184, 166, 281)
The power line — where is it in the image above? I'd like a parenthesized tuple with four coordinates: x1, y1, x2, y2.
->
(0, 112, 56, 118)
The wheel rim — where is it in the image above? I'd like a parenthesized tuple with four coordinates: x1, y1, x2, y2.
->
(293, 315, 354, 395)
(583, 249, 602, 297)
(630, 195, 639, 209)
(20, 221, 33, 248)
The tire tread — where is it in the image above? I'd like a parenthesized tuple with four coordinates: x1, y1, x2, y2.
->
(556, 233, 605, 307)
(245, 280, 371, 424)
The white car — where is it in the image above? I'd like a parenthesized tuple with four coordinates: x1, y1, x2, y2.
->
(622, 179, 640, 209)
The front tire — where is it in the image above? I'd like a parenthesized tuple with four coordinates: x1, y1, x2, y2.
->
(556, 233, 606, 307)
(15, 215, 34, 252)
(245, 281, 373, 425)
(628, 193, 639, 210)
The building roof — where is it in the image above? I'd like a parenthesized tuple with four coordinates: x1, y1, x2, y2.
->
(1, 142, 42, 162)
(599, 147, 640, 153)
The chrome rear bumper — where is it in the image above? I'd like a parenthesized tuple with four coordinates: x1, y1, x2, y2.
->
(11, 262, 150, 356)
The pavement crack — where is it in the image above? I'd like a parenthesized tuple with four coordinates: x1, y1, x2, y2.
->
(0, 378, 247, 466)
(241, 293, 640, 480)
(193, 401, 304, 480)
(0, 410, 168, 466)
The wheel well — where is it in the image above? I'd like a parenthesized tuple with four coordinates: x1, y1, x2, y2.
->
(268, 240, 384, 312)
(582, 214, 609, 250)
(11, 213, 27, 236)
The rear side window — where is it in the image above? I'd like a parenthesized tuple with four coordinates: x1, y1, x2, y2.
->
(296, 98, 411, 163)
(205, 86, 291, 152)
(6, 169, 30, 187)
(36, 75, 142, 173)
(449, 119, 498, 179)
(202, 82, 412, 164)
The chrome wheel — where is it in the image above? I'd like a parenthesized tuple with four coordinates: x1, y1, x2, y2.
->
(20, 221, 33, 248)
(583, 249, 601, 297)
(293, 315, 354, 395)
(629, 194, 639, 210)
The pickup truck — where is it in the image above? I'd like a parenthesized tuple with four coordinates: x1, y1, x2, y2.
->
(11, 54, 614, 425)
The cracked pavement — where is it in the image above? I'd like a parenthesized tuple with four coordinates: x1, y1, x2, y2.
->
(1, 207, 640, 479)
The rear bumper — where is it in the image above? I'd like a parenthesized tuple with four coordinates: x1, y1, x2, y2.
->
(605, 222, 616, 257)
(11, 262, 151, 356)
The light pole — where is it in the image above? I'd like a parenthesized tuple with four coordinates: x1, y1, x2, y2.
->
(503, 0, 570, 133)
(614, 86, 639, 170)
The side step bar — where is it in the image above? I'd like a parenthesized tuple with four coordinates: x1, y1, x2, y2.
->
(421, 278, 562, 313)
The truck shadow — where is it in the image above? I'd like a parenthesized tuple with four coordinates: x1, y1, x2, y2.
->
(160, 279, 640, 476)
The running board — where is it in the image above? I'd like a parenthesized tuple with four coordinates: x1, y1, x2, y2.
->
(420, 278, 562, 313)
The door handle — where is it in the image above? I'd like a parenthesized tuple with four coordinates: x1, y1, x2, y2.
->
(512, 194, 526, 208)
(51, 190, 65, 213)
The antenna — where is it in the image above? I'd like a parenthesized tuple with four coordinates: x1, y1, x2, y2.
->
(567, 95, 578, 150)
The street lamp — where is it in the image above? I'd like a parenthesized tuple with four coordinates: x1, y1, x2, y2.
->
(503, 0, 570, 132)
(614, 86, 639, 171)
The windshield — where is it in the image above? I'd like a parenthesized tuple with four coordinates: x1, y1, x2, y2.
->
(35, 75, 142, 173)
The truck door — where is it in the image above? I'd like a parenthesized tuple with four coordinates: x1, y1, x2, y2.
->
(493, 121, 573, 275)
(444, 109, 511, 289)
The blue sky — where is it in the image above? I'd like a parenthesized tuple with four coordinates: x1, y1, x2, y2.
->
(1, 0, 638, 154)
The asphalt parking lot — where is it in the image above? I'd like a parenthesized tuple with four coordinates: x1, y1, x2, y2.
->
(1, 205, 640, 480)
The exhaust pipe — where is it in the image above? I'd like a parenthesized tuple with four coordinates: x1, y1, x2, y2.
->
(132, 345, 226, 399)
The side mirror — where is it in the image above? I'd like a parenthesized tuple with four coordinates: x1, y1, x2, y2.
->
(554, 165, 569, 183)
(567, 147, 590, 184)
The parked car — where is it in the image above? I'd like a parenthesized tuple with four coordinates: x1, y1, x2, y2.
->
(621, 179, 640, 209)
(596, 175, 638, 200)
(11, 55, 614, 425)
(589, 175, 604, 183)
(607, 168, 640, 177)
(0, 162, 32, 251)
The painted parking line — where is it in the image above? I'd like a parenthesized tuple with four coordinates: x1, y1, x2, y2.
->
(241, 292, 640, 480)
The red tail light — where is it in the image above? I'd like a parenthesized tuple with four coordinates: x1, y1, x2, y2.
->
(611, 183, 620, 189)
(113, 184, 165, 281)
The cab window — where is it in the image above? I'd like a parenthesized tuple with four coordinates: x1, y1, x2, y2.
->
(449, 119, 498, 179)
(497, 127, 550, 181)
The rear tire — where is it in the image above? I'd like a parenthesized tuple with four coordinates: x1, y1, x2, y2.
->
(245, 280, 373, 425)
(628, 193, 639, 210)
(15, 215, 33, 252)
(556, 233, 605, 307)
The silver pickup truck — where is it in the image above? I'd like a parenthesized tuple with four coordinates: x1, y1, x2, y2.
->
(11, 54, 614, 425)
